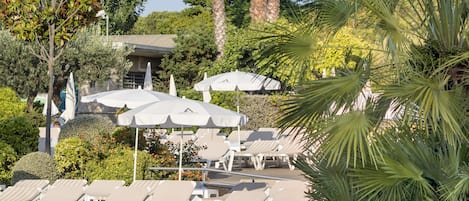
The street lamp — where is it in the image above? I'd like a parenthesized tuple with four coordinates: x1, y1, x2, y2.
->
(96, 10, 109, 40)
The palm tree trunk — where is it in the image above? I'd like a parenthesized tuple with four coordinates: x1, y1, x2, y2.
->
(212, 0, 226, 58)
(266, 0, 280, 22)
(250, 0, 266, 24)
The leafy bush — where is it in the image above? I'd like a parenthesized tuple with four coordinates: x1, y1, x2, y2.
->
(85, 145, 157, 185)
(11, 152, 58, 185)
(54, 137, 93, 179)
(0, 116, 38, 156)
(59, 114, 115, 146)
(111, 127, 146, 150)
(0, 142, 17, 185)
(0, 87, 26, 121)
(240, 94, 285, 130)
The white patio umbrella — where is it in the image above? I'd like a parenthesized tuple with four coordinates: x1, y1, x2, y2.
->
(194, 70, 280, 150)
(118, 98, 247, 181)
(169, 74, 177, 96)
(60, 72, 76, 123)
(144, 62, 153, 90)
(80, 87, 177, 109)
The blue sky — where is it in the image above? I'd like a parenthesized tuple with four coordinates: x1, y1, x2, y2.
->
(142, 0, 190, 16)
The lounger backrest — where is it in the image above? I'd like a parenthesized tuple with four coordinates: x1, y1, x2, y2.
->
(129, 180, 162, 192)
(270, 180, 309, 201)
(150, 180, 196, 201)
(0, 186, 43, 201)
(244, 140, 279, 154)
(13, 179, 49, 189)
(51, 179, 87, 187)
(225, 189, 270, 201)
(198, 141, 230, 160)
(107, 186, 150, 201)
(84, 180, 125, 199)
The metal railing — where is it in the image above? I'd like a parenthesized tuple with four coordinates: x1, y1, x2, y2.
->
(148, 167, 296, 183)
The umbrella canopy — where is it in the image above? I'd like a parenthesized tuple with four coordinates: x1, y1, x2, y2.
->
(60, 72, 76, 123)
(118, 98, 247, 181)
(194, 70, 281, 91)
(169, 74, 177, 96)
(80, 87, 177, 109)
(118, 98, 247, 128)
(144, 62, 153, 90)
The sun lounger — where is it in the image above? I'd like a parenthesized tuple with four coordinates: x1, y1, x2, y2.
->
(106, 186, 150, 201)
(197, 140, 233, 170)
(38, 179, 87, 201)
(195, 128, 221, 139)
(0, 186, 44, 201)
(106, 180, 161, 201)
(257, 137, 305, 170)
(230, 140, 279, 171)
(0, 179, 50, 201)
(83, 180, 125, 201)
(224, 190, 271, 201)
(129, 180, 162, 192)
(147, 180, 196, 201)
(227, 130, 254, 151)
(13, 179, 50, 189)
(269, 180, 308, 201)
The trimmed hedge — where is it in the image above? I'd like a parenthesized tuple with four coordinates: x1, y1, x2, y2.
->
(0, 116, 38, 156)
(59, 114, 115, 146)
(11, 152, 58, 185)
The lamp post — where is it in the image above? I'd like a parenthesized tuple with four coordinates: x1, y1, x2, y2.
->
(96, 10, 109, 40)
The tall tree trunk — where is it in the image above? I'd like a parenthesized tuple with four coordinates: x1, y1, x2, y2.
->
(212, 0, 226, 58)
(250, 0, 267, 24)
(45, 0, 57, 155)
(266, 0, 280, 22)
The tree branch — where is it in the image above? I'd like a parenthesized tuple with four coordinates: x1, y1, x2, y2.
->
(56, 8, 81, 31)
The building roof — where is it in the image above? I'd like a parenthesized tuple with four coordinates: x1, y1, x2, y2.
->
(110, 34, 177, 58)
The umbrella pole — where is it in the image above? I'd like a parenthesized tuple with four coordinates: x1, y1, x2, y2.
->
(133, 128, 139, 182)
(236, 88, 241, 152)
(178, 126, 184, 181)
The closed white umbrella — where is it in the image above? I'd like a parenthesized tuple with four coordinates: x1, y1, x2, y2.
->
(59, 72, 76, 123)
(202, 72, 211, 103)
(42, 95, 59, 117)
(169, 74, 177, 96)
(118, 98, 247, 181)
(144, 62, 153, 91)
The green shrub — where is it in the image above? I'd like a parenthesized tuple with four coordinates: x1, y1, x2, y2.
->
(59, 114, 115, 146)
(111, 127, 146, 150)
(54, 137, 93, 179)
(0, 142, 18, 185)
(0, 87, 26, 121)
(0, 116, 38, 156)
(240, 94, 284, 130)
(11, 152, 58, 184)
(85, 145, 156, 185)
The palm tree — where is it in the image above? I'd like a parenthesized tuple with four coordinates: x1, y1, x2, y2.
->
(212, 0, 226, 58)
(250, 0, 266, 24)
(266, 0, 280, 22)
(259, 0, 469, 199)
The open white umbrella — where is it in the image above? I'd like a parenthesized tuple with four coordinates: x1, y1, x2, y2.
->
(194, 70, 280, 150)
(144, 62, 153, 91)
(118, 98, 247, 181)
(169, 74, 177, 96)
(80, 87, 177, 109)
(60, 72, 76, 123)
